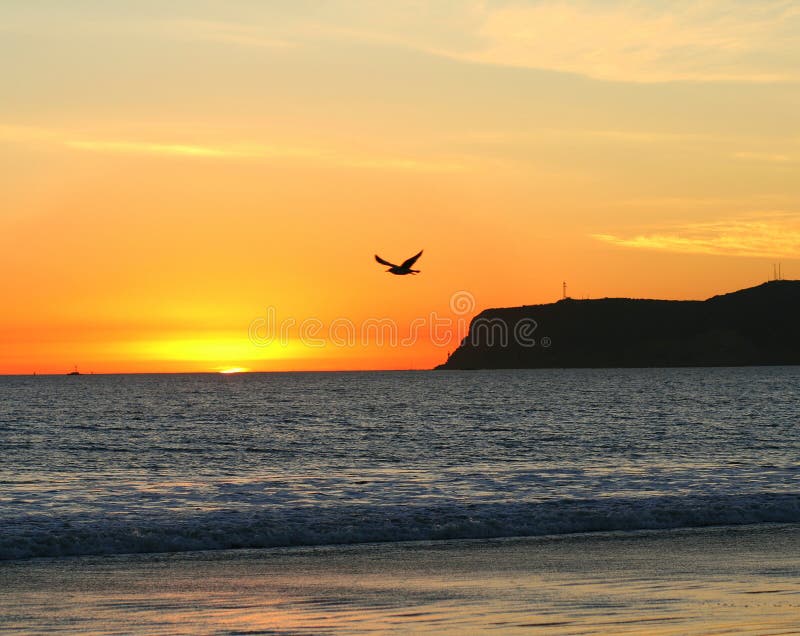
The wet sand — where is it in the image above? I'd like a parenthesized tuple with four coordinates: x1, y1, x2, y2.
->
(1, 523, 799, 634)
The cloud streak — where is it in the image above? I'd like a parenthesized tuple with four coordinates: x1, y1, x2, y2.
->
(3, 2, 798, 83)
(158, 19, 295, 49)
(65, 139, 465, 171)
(65, 139, 321, 159)
(66, 140, 249, 158)
(457, 0, 800, 83)
(1, 125, 465, 172)
(733, 151, 794, 163)
(594, 214, 800, 259)
(236, 0, 800, 83)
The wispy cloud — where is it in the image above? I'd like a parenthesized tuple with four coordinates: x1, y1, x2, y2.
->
(456, 1, 800, 83)
(0, 124, 61, 143)
(336, 156, 465, 172)
(2, 2, 797, 83)
(447, 127, 725, 147)
(65, 139, 319, 159)
(616, 194, 800, 210)
(733, 151, 794, 163)
(594, 214, 800, 259)
(66, 140, 250, 158)
(250, 0, 800, 83)
(158, 19, 294, 49)
(1, 124, 465, 172)
(65, 138, 464, 171)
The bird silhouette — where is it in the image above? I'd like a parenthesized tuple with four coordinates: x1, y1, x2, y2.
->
(374, 250, 423, 275)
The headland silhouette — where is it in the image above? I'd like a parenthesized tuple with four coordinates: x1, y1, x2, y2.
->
(437, 280, 800, 369)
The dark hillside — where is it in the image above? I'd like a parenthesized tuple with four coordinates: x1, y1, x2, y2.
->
(436, 280, 800, 369)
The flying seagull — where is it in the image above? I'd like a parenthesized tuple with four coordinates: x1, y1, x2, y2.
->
(374, 250, 423, 275)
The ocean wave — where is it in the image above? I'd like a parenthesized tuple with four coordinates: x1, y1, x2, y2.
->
(3, 492, 799, 561)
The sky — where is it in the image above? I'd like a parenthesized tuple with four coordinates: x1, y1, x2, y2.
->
(1, 0, 799, 374)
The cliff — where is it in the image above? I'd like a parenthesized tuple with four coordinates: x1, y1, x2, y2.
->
(436, 280, 800, 369)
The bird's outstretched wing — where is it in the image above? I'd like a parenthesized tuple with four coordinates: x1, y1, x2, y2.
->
(375, 254, 398, 267)
(401, 250, 423, 269)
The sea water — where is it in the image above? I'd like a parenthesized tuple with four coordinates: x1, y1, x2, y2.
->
(1, 367, 798, 560)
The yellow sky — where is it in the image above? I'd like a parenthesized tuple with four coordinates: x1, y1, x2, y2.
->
(1, 1, 799, 374)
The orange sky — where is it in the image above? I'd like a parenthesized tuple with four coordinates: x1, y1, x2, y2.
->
(1, 2, 799, 374)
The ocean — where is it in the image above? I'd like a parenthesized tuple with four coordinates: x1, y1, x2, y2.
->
(1, 367, 799, 562)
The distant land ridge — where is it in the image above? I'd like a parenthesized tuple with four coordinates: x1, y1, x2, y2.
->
(436, 280, 800, 369)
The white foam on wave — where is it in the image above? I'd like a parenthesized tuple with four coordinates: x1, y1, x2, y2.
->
(3, 492, 799, 561)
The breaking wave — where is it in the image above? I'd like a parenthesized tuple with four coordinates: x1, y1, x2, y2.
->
(4, 492, 799, 561)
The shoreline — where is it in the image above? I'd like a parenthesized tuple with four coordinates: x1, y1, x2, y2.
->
(3, 523, 799, 634)
(3, 520, 800, 566)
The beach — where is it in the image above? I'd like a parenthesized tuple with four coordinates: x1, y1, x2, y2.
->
(2, 523, 799, 634)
